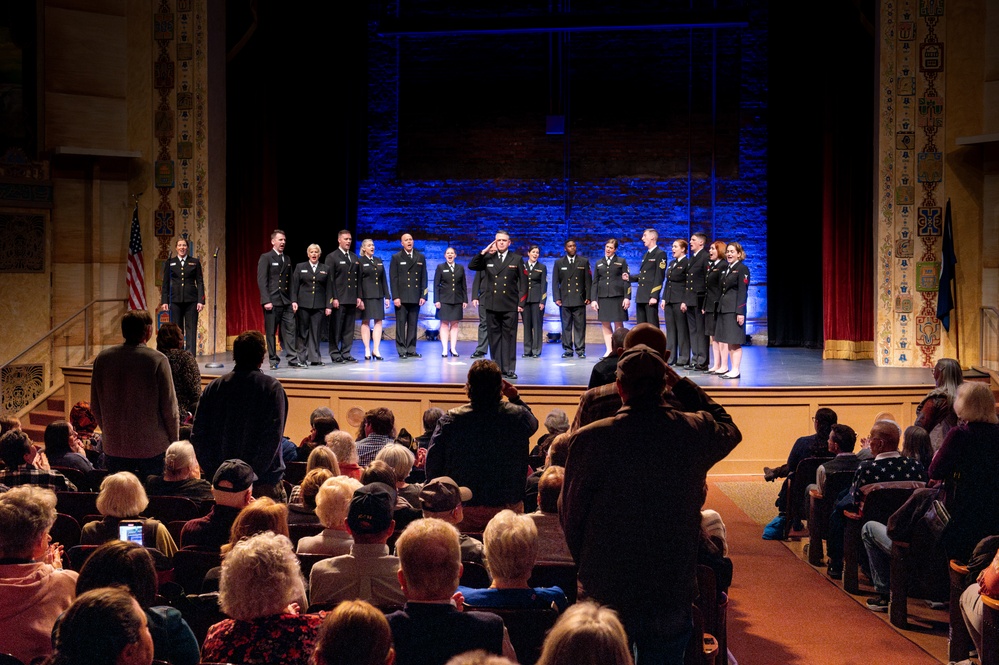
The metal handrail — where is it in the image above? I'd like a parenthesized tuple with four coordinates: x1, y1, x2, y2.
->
(1, 298, 127, 370)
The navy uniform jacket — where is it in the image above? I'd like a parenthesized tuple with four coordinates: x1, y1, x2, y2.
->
(632, 247, 667, 302)
(553, 255, 592, 307)
(719, 261, 750, 315)
(390, 250, 428, 303)
(161, 255, 205, 305)
(591, 256, 630, 300)
(256, 250, 293, 306)
(523, 261, 548, 304)
(358, 257, 388, 299)
(324, 249, 360, 303)
(664, 256, 688, 304)
(291, 262, 332, 310)
(434, 263, 467, 305)
(683, 249, 709, 305)
(468, 252, 527, 312)
(703, 259, 726, 313)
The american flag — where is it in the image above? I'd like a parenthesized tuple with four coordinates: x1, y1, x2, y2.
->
(126, 203, 147, 310)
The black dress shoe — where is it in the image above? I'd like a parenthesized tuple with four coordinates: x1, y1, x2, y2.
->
(331, 357, 343, 364)
(471, 352, 486, 358)
(531, 353, 541, 358)
(577, 353, 586, 359)
(505, 372, 518, 380)
(522, 353, 531, 358)
(309, 361, 325, 366)
(561, 351, 574, 358)
(269, 362, 279, 370)
(399, 353, 408, 359)
(684, 363, 697, 370)
(288, 360, 305, 368)
(344, 356, 358, 363)
(410, 352, 422, 358)
(695, 363, 710, 371)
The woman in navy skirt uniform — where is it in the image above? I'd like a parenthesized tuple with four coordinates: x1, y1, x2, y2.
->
(357, 239, 390, 360)
(702, 240, 728, 374)
(660, 238, 690, 366)
(433, 247, 467, 357)
(716, 241, 750, 379)
(590, 238, 630, 358)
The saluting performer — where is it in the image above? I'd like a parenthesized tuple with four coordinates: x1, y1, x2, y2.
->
(468, 230, 527, 379)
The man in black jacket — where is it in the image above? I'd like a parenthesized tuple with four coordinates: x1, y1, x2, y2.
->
(553, 239, 592, 359)
(683, 232, 710, 370)
(468, 230, 527, 379)
(631, 228, 667, 326)
(256, 229, 301, 368)
(389, 233, 428, 359)
(325, 230, 361, 363)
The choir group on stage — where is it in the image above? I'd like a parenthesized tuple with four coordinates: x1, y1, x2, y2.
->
(253, 227, 751, 379)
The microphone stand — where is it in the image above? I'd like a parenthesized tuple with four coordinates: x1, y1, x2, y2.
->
(205, 246, 224, 369)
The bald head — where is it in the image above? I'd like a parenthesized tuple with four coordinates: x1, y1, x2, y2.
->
(624, 323, 668, 359)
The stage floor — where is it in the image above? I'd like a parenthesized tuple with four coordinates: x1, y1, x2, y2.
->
(197, 341, 933, 389)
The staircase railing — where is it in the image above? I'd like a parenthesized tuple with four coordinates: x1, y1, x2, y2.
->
(980, 306, 999, 373)
(1, 298, 127, 416)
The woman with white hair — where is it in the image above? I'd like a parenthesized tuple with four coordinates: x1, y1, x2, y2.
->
(375, 443, 421, 508)
(144, 440, 213, 501)
(201, 531, 323, 665)
(296, 476, 362, 556)
(80, 472, 177, 557)
(459, 510, 568, 611)
(326, 429, 362, 480)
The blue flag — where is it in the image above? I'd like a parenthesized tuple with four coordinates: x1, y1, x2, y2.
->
(936, 199, 956, 332)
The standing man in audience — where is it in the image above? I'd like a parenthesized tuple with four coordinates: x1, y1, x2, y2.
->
(562, 344, 741, 664)
(389, 233, 428, 359)
(631, 228, 667, 326)
(325, 230, 361, 363)
(426, 359, 538, 530)
(191, 330, 289, 502)
(91, 310, 179, 478)
(553, 239, 591, 359)
(257, 229, 302, 369)
(468, 230, 527, 379)
(292, 243, 333, 367)
(160, 236, 205, 355)
(683, 232, 709, 370)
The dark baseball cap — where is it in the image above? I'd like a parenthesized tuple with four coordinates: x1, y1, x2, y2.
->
(419, 476, 472, 513)
(347, 483, 396, 535)
(212, 459, 257, 492)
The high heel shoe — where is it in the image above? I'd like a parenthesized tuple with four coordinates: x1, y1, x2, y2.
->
(442, 352, 448, 358)
(721, 372, 741, 379)
(364, 354, 372, 360)
(450, 350, 460, 357)
(372, 354, 383, 361)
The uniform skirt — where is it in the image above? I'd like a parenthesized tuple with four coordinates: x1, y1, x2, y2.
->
(358, 298, 385, 321)
(597, 297, 627, 323)
(436, 303, 464, 322)
(704, 305, 720, 337)
(715, 311, 746, 345)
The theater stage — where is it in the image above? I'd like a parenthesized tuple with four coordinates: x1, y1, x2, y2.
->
(63, 342, 934, 476)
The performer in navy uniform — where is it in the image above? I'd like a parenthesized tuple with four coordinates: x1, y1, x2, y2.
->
(716, 241, 750, 379)
(703, 240, 728, 374)
(357, 238, 391, 361)
(660, 238, 690, 366)
(590, 238, 630, 359)
(433, 246, 467, 358)
(389, 233, 428, 359)
(683, 232, 710, 370)
(324, 230, 361, 363)
(521, 245, 548, 358)
(256, 229, 301, 369)
(553, 239, 591, 358)
(470, 269, 490, 358)
(291, 243, 332, 366)
(160, 237, 205, 355)
(468, 230, 528, 379)
(630, 228, 667, 327)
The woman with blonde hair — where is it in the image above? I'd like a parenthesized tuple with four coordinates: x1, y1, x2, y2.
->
(289, 445, 340, 504)
(80, 472, 177, 557)
(536, 601, 633, 665)
(288, 468, 334, 525)
(915, 357, 964, 450)
(357, 238, 391, 361)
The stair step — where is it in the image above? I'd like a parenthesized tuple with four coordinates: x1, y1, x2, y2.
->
(22, 424, 46, 442)
(29, 409, 63, 427)
(47, 398, 65, 412)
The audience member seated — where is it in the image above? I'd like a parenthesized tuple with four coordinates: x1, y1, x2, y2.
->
(0, 415, 21, 436)
(203, 497, 293, 594)
(180, 459, 255, 551)
(74, 540, 199, 665)
(377, 443, 422, 509)
(415, 408, 445, 453)
(387, 518, 516, 664)
(959, 535, 999, 659)
(0, 486, 78, 665)
(297, 413, 340, 461)
(156, 321, 202, 420)
(201, 531, 323, 665)
(44, 420, 94, 475)
(80, 472, 178, 557)
(766, 407, 837, 523)
(587, 327, 629, 389)
(69, 402, 105, 468)
(928, 382, 999, 562)
(900, 425, 933, 468)
(363, 460, 422, 531)
(701, 508, 729, 557)
(46, 586, 154, 665)
(530, 409, 570, 461)
(297, 476, 362, 556)
(357, 408, 398, 467)
(914, 357, 963, 451)
(299, 407, 338, 449)
(289, 445, 341, 504)
(528, 466, 574, 566)
(289, 468, 334, 525)
(420, 476, 485, 566)
(812, 424, 861, 495)
(0, 429, 78, 491)
(525, 433, 569, 514)
(313, 599, 395, 665)
(460, 510, 568, 611)
(328, 429, 363, 480)
(826, 419, 926, 580)
(310, 483, 406, 608)
(144, 440, 213, 501)
(535, 601, 634, 665)
(445, 652, 517, 665)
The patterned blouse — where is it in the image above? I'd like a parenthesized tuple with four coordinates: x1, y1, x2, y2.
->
(200, 613, 324, 665)
(165, 348, 202, 416)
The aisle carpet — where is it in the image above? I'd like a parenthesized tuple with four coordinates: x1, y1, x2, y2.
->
(706, 477, 944, 664)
